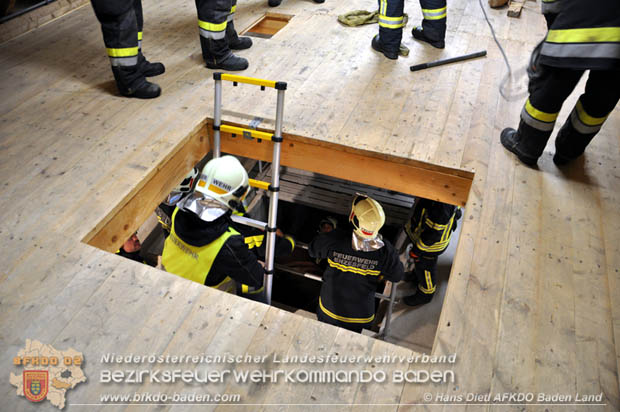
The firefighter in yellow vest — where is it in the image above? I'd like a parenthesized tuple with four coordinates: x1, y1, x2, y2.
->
(161, 155, 294, 294)
(403, 198, 460, 306)
(309, 195, 404, 333)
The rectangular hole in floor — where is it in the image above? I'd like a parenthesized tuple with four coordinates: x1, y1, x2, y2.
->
(243, 13, 292, 39)
(83, 120, 472, 353)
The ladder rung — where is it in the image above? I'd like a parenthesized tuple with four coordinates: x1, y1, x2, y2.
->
(249, 179, 270, 191)
(220, 74, 279, 89)
(220, 124, 274, 141)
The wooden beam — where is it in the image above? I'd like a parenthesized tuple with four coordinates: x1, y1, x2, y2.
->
(83, 117, 473, 254)
(507, 0, 524, 17)
(213, 121, 474, 207)
(83, 122, 210, 252)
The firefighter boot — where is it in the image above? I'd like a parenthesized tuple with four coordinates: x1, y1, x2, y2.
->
(403, 289, 434, 306)
(371, 34, 398, 60)
(201, 37, 248, 71)
(553, 120, 595, 166)
(226, 21, 252, 50)
(404, 255, 437, 306)
(138, 52, 165, 77)
(111, 65, 161, 99)
(412, 27, 445, 49)
(500, 123, 545, 166)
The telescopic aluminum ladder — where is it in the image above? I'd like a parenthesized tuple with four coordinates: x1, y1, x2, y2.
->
(211, 72, 286, 305)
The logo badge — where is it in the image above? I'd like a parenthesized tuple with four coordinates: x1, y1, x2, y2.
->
(23, 370, 48, 402)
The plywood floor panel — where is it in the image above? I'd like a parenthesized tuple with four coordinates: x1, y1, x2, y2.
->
(1, 0, 619, 409)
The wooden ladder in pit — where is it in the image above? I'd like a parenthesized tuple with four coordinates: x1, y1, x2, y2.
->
(211, 72, 287, 305)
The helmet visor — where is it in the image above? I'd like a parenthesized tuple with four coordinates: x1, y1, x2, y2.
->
(351, 231, 385, 252)
(162, 191, 185, 206)
(178, 192, 228, 222)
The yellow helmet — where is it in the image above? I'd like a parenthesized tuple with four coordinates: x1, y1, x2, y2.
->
(349, 195, 385, 239)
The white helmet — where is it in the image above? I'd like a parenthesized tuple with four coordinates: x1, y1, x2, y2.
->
(349, 194, 385, 239)
(177, 167, 200, 193)
(163, 167, 199, 206)
(194, 156, 249, 212)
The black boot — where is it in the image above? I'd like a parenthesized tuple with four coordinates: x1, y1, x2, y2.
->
(111, 65, 161, 99)
(371, 34, 398, 60)
(226, 21, 252, 50)
(403, 290, 434, 307)
(201, 37, 248, 71)
(500, 126, 541, 166)
(268, 0, 282, 6)
(553, 121, 596, 166)
(138, 52, 165, 77)
(412, 26, 445, 49)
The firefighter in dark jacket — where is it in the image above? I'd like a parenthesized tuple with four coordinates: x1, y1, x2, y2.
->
(372, 0, 447, 60)
(90, 0, 164, 98)
(309, 195, 404, 333)
(194, 0, 253, 71)
(116, 233, 144, 263)
(501, 0, 620, 166)
(403, 198, 460, 306)
(161, 156, 294, 295)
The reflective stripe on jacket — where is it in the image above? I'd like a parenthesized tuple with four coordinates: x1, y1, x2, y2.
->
(405, 199, 459, 257)
(539, 0, 620, 70)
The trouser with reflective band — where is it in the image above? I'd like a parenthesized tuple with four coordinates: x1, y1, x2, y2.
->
(196, 0, 233, 61)
(555, 70, 620, 160)
(196, 0, 231, 40)
(419, 0, 446, 41)
(91, 0, 140, 67)
(378, 0, 405, 52)
(133, 0, 144, 50)
(228, 0, 237, 22)
(414, 256, 437, 295)
(518, 65, 620, 159)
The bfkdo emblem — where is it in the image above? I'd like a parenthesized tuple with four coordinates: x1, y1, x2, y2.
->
(23, 370, 48, 402)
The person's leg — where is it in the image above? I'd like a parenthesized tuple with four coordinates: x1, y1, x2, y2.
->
(133, 0, 165, 77)
(501, 65, 583, 165)
(196, 0, 248, 70)
(403, 256, 437, 306)
(372, 0, 405, 60)
(91, 0, 160, 98)
(554, 70, 620, 164)
(225, 0, 252, 50)
(413, 0, 446, 49)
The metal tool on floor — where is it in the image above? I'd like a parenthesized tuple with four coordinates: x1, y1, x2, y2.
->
(212, 72, 287, 305)
(410, 50, 487, 72)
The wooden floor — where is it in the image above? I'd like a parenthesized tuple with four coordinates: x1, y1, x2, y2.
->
(1, 0, 619, 410)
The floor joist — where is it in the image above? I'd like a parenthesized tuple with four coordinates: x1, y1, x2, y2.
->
(214, 121, 474, 207)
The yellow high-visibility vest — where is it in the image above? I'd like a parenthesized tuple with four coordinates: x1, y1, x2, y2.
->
(161, 209, 238, 292)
